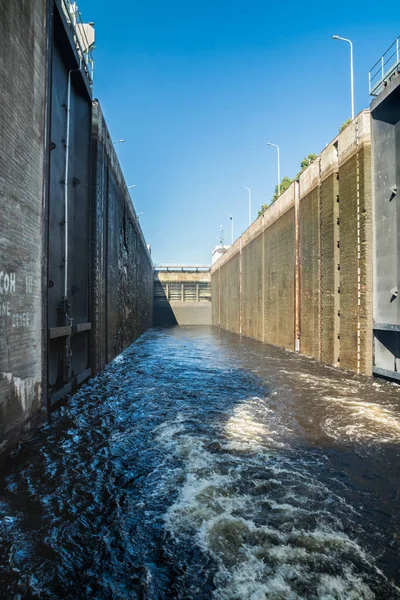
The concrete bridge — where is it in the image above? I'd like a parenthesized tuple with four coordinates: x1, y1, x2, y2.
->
(153, 266, 211, 326)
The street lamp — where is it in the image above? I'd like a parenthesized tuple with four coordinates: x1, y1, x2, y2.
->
(332, 35, 354, 120)
(228, 214, 234, 244)
(266, 142, 281, 198)
(113, 139, 125, 144)
(128, 184, 136, 189)
(241, 186, 252, 226)
(137, 212, 144, 218)
(218, 225, 225, 245)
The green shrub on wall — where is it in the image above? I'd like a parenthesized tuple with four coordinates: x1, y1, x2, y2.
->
(258, 154, 317, 216)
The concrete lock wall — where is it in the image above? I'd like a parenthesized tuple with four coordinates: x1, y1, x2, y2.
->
(0, 3, 154, 453)
(154, 269, 211, 325)
(91, 101, 153, 373)
(213, 186, 297, 348)
(211, 110, 373, 375)
(0, 0, 48, 447)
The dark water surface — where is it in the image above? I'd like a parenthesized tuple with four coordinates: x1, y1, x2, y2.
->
(1, 326, 400, 599)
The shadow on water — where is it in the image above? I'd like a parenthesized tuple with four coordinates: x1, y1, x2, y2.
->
(0, 326, 400, 598)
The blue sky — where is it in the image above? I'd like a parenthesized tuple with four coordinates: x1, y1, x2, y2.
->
(80, 0, 398, 265)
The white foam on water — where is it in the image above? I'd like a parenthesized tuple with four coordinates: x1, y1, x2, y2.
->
(158, 406, 394, 599)
(289, 371, 363, 394)
(208, 531, 377, 599)
(225, 403, 271, 443)
(112, 353, 124, 364)
(322, 395, 400, 444)
(223, 397, 292, 452)
(153, 414, 187, 446)
(316, 570, 375, 600)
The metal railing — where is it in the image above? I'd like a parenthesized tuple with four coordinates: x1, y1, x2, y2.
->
(61, 0, 95, 85)
(369, 36, 400, 96)
(154, 281, 211, 302)
(155, 265, 211, 272)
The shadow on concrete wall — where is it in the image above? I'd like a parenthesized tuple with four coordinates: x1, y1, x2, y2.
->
(153, 274, 178, 326)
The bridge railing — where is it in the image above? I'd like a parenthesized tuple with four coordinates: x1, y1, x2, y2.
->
(155, 265, 211, 272)
(61, 0, 95, 85)
(369, 36, 400, 96)
(154, 280, 211, 303)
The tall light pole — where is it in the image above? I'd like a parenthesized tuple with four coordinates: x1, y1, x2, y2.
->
(241, 186, 252, 226)
(266, 142, 280, 198)
(332, 35, 354, 120)
(113, 139, 125, 144)
(228, 214, 234, 244)
(219, 225, 224, 245)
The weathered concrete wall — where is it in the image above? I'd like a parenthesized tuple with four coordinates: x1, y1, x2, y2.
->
(212, 186, 297, 351)
(264, 199, 296, 350)
(0, 4, 154, 454)
(154, 269, 211, 325)
(212, 110, 373, 375)
(299, 162, 320, 359)
(0, 0, 48, 447)
(320, 143, 340, 366)
(211, 269, 220, 326)
(340, 157, 361, 369)
(242, 234, 263, 341)
(91, 101, 153, 372)
(159, 302, 212, 325)
(220, 254, 240, 334)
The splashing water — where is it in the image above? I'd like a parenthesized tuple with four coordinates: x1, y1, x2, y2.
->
(0, 326, 400, 599)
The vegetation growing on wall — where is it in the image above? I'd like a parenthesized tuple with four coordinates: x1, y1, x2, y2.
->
(258, 154, 317, 216)
(258, 177, 292, 216)
(339, 118, 352, 133)
(296, 154, 317, 178)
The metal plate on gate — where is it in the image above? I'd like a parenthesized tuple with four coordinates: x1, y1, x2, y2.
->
(47, 4, 92, 406)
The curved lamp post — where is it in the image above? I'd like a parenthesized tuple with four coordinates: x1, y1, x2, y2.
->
(241, 187, 252, 226)
(332, 35, 354, 120)
(266, 142, 281, 198)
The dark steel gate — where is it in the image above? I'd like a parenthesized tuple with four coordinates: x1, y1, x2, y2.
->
(47, 2, 92, 405)
(370, 54, 400, 380)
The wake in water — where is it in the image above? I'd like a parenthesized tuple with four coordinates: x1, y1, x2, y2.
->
(1, 327, 400, 599)
(159, 405, 398, 599)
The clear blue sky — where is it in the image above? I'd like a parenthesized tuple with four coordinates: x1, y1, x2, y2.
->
(80, 0, 398, 265)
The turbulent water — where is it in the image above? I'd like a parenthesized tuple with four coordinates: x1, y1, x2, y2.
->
(1, 326, 400, 599)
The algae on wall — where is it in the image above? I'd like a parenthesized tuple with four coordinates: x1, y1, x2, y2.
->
(211, 111, 372, 375)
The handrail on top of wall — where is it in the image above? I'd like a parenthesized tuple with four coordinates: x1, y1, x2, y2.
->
(61, 0, 95, 85)
(369, 36, 400, 96)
